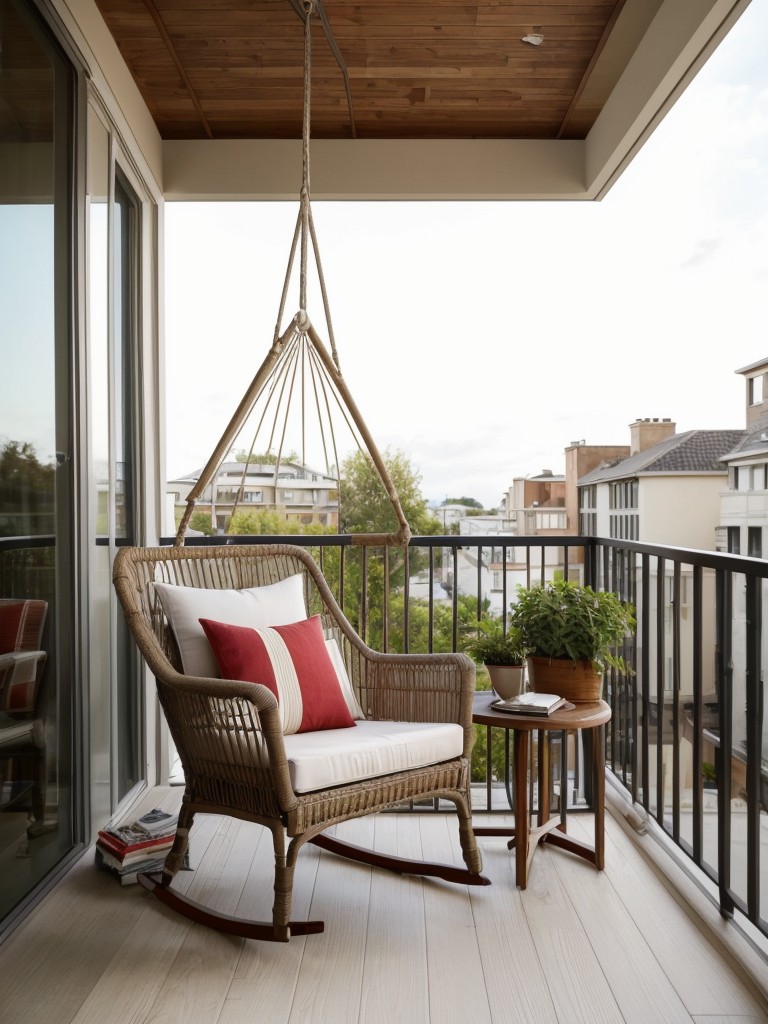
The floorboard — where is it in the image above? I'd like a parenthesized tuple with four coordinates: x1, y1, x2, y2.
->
(471, 836, 559, 1024)
(420, 814, 493, 1024)
(0, 796, 766, 1024)
(593, 813, 768, 1020)
(357, 814, 430, 1024)
(287, 817, 372, 1024)
(546, 819, 693, 1024)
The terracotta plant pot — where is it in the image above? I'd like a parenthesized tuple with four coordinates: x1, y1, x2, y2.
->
(486, 664, 525, 701)
(526, 656, 602, 702)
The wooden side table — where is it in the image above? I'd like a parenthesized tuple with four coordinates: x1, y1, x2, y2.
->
(472, 691, 612, 889)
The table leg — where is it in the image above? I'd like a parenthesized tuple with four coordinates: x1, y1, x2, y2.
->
(513, 728, 530, 887)
(593, 723, 605, 869)
(537, 729, 550, 828)
(535, 725, 606, 870)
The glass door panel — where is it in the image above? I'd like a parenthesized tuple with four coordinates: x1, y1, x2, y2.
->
(87, 127, 143, 817)
(0, 0, 75, 923)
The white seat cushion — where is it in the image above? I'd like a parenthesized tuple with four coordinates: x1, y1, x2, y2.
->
(282, 720, 464, 794)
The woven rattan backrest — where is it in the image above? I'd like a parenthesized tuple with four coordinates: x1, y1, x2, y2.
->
(113, 543, 369, 699)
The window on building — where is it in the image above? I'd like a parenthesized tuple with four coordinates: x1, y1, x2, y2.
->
(728, 526, 741, 554)
(579, 485, 596, 510)
(610, 480, 638, 511)
(748, 526, 762, 558)
(579, 512, 596, 535)
(749, 374, 763, 405)
(738, 466, 752, 491)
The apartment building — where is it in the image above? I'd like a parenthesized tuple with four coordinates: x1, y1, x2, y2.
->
(167, 460, 339, 535)
(578, 418, 744, 547)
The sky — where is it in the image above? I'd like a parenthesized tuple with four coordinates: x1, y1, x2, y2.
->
(164, 2, 768, 511)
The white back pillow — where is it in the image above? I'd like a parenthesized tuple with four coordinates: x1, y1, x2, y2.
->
(325, 637, 365, 720)
(154, 573, 306, 678)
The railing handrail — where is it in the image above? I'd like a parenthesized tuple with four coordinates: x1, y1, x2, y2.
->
(159, 530, 768, 580)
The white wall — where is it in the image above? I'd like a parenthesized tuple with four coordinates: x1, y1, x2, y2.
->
(640, 475, 725, 548)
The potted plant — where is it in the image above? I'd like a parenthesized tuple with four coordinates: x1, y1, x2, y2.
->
(462, 620, 527, 699)
(509, 578, 635, 702)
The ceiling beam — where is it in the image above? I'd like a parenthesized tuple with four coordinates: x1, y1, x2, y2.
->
(162, 138, 585, 201)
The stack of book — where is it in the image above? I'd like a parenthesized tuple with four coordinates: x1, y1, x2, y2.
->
(95, 808, 180, 886)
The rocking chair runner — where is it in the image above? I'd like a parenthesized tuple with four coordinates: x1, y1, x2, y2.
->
(113, 543, 489, 941)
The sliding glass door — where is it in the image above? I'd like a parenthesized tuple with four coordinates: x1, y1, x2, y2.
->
(0, 0, 76, 922)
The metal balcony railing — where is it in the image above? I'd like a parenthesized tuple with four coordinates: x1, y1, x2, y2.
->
(3, 530, 765, 940)
(162, 531, 768, 940)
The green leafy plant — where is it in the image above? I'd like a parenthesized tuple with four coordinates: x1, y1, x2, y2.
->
(509, 578, 635, 674)
(461, 619, 527, 666)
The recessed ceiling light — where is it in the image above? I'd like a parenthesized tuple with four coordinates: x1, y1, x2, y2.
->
(522, 33, 544, 46)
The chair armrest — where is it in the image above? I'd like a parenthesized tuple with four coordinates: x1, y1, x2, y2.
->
(154, 669, 299, 814)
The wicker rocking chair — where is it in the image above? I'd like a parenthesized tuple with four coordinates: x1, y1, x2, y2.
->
(113, 543, 489, 942)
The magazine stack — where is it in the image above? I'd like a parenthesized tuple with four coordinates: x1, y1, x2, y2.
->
(95, 808, 181, 886)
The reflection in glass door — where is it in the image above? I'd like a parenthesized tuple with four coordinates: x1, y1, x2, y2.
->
(0, 0, 76, 923)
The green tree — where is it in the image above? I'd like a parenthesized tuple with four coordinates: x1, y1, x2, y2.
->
(188, 511, 216, 536)
(335, 449, 439, 637)
(228, 509, 301, 535)
(444, 496, 483, 509)
(0, 441, 55, 537)
(339, 449, 440, 538)
(227, 509, 336, 537)
(232, 449, 301, 466)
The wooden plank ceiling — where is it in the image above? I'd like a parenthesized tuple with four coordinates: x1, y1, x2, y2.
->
(93, 0, 631, 142)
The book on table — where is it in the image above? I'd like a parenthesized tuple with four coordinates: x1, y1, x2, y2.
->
(491, 692, 567, 716)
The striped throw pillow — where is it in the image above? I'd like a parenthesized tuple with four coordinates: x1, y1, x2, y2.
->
(200, 614, 356, 734)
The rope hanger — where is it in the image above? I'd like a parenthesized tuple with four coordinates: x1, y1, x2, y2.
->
(174, 1, 411, 549)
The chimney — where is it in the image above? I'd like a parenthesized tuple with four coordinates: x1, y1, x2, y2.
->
(629, 418, 676, 454)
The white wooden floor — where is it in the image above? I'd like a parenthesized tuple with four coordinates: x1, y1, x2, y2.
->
(1, 788, 767, 1024)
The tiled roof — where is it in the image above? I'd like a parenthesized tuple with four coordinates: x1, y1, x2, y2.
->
(578, 430, 746, 484)
(719, 412, 768, 460)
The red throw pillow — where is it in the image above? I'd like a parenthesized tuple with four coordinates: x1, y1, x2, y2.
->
(199, 614, 356, 734)
(0, 601, 26, 654)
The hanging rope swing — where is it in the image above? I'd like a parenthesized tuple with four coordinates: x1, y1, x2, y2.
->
(175, 0, 411, 549)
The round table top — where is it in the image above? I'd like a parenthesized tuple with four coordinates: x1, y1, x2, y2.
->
(472, 690, 611, 731)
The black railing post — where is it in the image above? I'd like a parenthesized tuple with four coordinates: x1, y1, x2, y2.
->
(716, 567, 735, 919)
(671, 561, 681, 844)
(744, 573, 762, 923)
(656, 557, 666, 826)
(692, 564, 703, 864)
